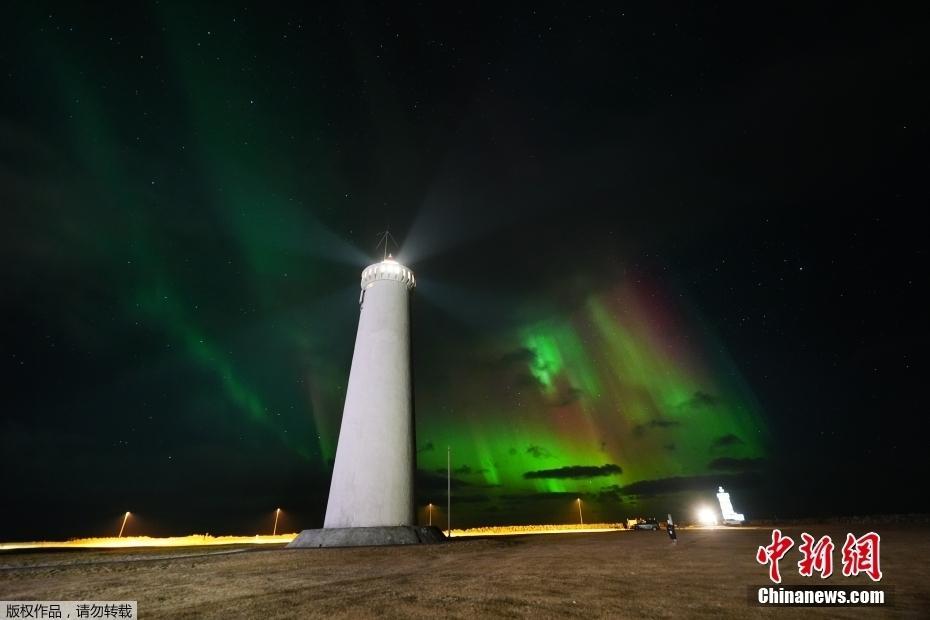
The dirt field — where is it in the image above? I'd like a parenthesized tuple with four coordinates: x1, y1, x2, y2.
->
(2, 525, 927, 618)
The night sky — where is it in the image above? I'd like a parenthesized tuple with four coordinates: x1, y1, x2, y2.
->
(2, 3, 927, 540)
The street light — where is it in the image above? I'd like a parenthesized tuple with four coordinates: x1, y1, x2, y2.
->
(428, 503, 433, 527)
(273, 508, 281, 536)
(447, 445, 451, 538)
(118, 512, 131, 538)
(577, 498, 584, 525)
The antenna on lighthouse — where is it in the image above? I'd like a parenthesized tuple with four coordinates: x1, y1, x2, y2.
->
(376, 229, 398, 260)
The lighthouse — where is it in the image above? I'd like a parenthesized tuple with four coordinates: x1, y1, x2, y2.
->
(289, 239, 445, 547)
(325, 254, 416, 528)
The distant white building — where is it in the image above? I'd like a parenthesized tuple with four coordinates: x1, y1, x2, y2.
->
(716, 486, 745, 524)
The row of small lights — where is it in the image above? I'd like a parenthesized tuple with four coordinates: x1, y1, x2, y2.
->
(115, 508, 285, 537)
(116, 501, 722, 537)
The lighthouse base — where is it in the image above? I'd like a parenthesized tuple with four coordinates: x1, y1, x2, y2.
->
(286, 526, 447, 549)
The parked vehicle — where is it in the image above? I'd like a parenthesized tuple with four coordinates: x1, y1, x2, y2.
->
(631, 517, 660, 531)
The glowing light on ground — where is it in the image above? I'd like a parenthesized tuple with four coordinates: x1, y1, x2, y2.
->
(450, 523, 626, 537)
(696, 507, 717, 526)
(0, 534, 298, 551)
(0, 526, 632, 548)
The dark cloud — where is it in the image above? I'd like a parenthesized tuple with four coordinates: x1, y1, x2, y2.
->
(682, 390, 718, 410)
(553, 386, 584, 407)
(500, 487, 623, 504)
(632, 417, 682, 437)
(515, 373, 538, 387)
(619, 472, 760, 498)
(526, 444, 552, 459)
(523, 463, 622, 479)
(434, 464, 487, 475)
(416, 469, 470, 493)
(500, 491, 581, 502)
(453, 494, 491, 503)
(596, 484, 624, 503)
(499, 347, 536, 365)
(710, 434, 743, 450)
(708, 457, 765, 472)
(417, 441, 435, 454)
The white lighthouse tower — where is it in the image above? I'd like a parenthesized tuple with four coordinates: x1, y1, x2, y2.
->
(289, 236, 445, 547)
(325, 254, 416, 528)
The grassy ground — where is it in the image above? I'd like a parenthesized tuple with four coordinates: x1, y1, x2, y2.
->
(1, 525, 927, 618)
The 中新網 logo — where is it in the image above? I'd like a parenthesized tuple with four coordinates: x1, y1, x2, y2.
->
(756, 529, 882, 583)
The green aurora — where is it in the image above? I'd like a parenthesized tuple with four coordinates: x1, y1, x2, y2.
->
(0, 3, 807, 536)
(412, 279, 768, 523)
(5, 31, 769, 521)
